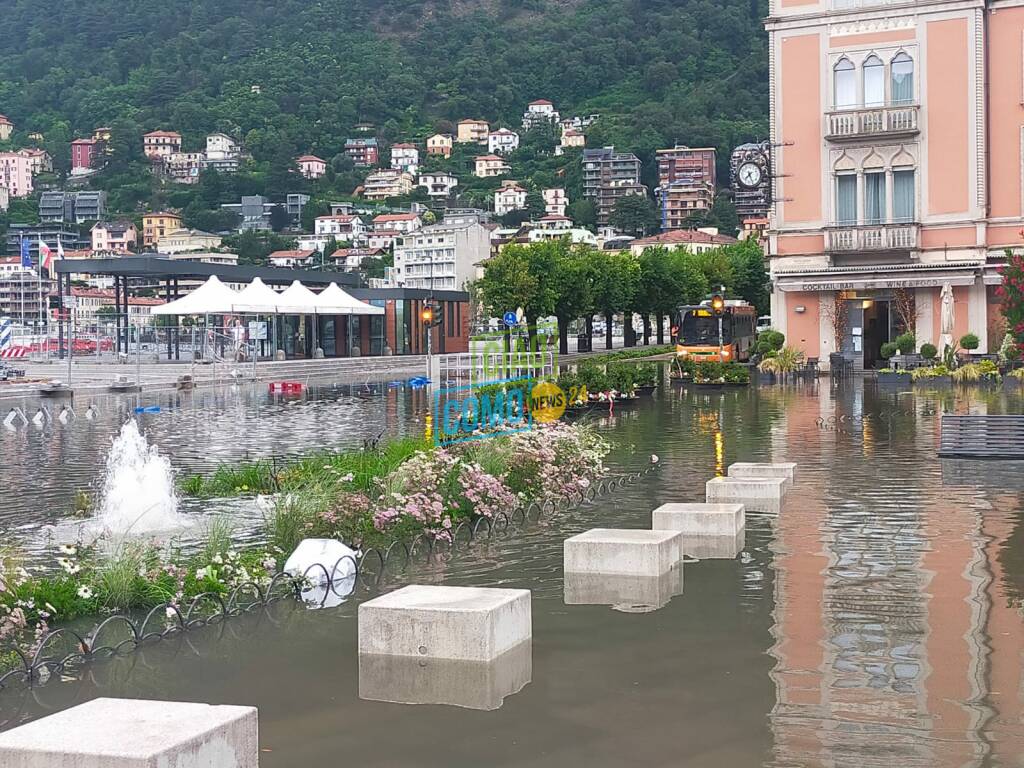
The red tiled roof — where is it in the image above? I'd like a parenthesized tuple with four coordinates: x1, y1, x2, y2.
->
(391, 143, 416, 149)
(144, 130, 181, 139)
(529, 99, 553, 106)
(632, 230, 739, 247)
(458, 119, 487, 125)
(476, 155, 505, 162)
(373, 213, 419, 223)
(297, 155, 325, 163)
(539, 214, 570, 221)
(268, 250, 315, 259)
(0, 115, 11, 125)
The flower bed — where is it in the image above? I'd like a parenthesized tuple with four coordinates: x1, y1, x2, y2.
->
(0, 422, 612, 662)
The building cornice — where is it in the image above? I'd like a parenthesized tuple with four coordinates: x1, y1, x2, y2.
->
(766, 0, 985, 32)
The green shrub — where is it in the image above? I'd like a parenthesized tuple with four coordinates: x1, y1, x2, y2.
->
(959, 332, 980, 351)
(694, 360, 725, 383)
(723, 364, 750, 385)
(607, 363, 637, 395)
(635, 363, 658, 387)
(880, 342, 898, 360)
(755, 329, 785, 356)
(894, 333, 916, 355)
(672, 356, 696, 378)
(911, 364, 950, 381)
(920, 343, 937, 360)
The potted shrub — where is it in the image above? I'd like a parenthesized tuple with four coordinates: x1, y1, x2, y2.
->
(891, 333, 916, 363)
(722, 362, 751, 386)
(920, 343, 937, 362)
(694, 360, 726, 385)
(670, 356, 696, 383)
(880, 341, 898, 362)
(911, 364, 953, 386)
(607, 363, 638, 400)
(952, 359, 1001, 386)
(960, 333, 980, 353)
(634, 363, 658, 395)
(755, 329, 785, 359)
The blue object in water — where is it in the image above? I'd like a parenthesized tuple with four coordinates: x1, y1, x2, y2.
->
(388, 381, 404, 387)
(134, 406, 161, 414)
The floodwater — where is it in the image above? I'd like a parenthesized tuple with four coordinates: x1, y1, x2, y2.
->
(2, 378, 1024, 767)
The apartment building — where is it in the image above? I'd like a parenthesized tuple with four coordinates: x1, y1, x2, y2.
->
(345, 137, 379, 167)
(655, 146, 717, 231)
(582, 146, 644, 226)
(765, 0, 1016, 367)
(419, 172, 458, 198)
(456, 120, 489, 144)
(143, 131, 182, 159)
(392, 216, 491, 290)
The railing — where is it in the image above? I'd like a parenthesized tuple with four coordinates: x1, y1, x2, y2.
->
(826, 223, 918, 252)
(431, 351, 556, 388)
(826, 105, 919, 140)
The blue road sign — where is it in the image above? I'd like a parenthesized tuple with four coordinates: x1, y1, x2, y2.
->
(503, 311, 518, 327)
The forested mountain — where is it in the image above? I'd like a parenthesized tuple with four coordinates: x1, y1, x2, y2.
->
(0, 0, 768, 180)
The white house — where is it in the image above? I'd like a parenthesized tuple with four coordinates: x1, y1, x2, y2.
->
(390, 144, 419, 175)
(268, 249, 316, 267)
(298, 215, 368, 251)
(297, 155, 326, 179)
(488, 128, 520, 156)
(494, 182, 528, 216)
(206, 133, 239, 161)
(393, 218, 491, 291)
(474, 155, 510, 179)
(419, 172, 458, 198)
(522, 99, 560, 130)
(372, 213, 422, 234)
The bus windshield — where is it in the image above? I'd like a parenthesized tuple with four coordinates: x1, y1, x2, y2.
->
(679, 310, 733, 345)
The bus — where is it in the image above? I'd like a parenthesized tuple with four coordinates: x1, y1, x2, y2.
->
(674, 299, 757, 363)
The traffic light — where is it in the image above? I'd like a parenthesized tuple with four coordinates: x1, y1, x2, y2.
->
(421, 300, 443, 328)
(711, 294, 725, 316)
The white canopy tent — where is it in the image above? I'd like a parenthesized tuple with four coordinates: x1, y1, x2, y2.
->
(276, 280, 321, 315)
(313, 283, 384, 315)
(151, 275, 241, 316)
(231, 277, 282, 314)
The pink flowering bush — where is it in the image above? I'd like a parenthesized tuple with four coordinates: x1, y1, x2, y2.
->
(504, 423, 610, 501)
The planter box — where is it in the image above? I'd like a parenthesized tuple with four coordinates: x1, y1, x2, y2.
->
(635, 384, 656, 396)
(877, 372, 912, 386)
(1003, 377, 1022, 391)
(756, 371, 776, 385)
(913, 375, 953, 387)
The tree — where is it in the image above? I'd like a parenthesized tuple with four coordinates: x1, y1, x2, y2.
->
(590, 249, 640, 349)
(361, 252, 394, 280)
(996, 249, 1024, 357)
(268, 204, 290, 233)
(477, 242, 558, 348)
(525, 189, 547, 220)
(550, 242, 593, 355)
(609, 194, 659, 237)
(723, 239, 769, 315)
(567, 199, 597, 231)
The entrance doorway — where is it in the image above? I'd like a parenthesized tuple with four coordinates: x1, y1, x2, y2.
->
(861, 299, 890, 369)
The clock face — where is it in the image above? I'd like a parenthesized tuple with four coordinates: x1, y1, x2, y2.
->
(738, 161, 763, 188)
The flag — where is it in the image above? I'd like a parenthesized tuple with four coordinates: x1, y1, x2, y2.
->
(38, 238, 53, 275)
(57, 238, 65, 262)
(19, 238, 31, 269)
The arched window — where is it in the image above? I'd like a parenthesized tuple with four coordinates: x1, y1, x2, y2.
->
(834, 58, 856, 109)
(863, 55, 884, 106)
(891, 53, 914, 104)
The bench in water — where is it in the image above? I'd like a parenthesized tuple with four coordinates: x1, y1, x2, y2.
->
(939, 415, 1024, 459)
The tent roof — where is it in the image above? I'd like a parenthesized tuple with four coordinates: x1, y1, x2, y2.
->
(276, 280, 320, 314)
(313, 283, 384, 315)
(151, 275, 240, 315)
(231, 277, 282, 313)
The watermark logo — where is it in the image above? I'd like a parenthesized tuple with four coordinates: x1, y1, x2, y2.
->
(434, 377, 533, 446)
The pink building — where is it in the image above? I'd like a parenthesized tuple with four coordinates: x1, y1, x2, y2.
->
(91, 220, 138, 253)
(766, 0, 1016, 368)
(71, 138, 99, 173)
(297, 154, 326, 179)
(0, 152, 33, 197)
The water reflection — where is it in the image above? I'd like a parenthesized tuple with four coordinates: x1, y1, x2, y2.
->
(359, 640, 532, 711)
(563, 567, 684, 613)
(680, 531, 746, 560)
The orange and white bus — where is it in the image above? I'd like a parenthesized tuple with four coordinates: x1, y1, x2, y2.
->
(674, 299, 757, 363)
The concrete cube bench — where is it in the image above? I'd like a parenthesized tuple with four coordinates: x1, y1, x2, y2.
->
(564, 528, 683, 577)
(358, 584, 531, 663)
(652, 502, 745, 537)
(706, 477, 788, 513)
(678, 531, 746, 560)
(0, 698, 258, 768)
(727, 462, 796, 488)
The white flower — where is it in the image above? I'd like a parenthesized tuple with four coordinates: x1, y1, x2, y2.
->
(195, 567, 209, 580)
(340, 472, 354, 483)
(651, 454, 659, 464)
(227, 551, 238, 560)
(165, 606, 177, 618)
(76, 586, 93, 600)
(58, 544, 77, 556)
(211, 554, 223, 564)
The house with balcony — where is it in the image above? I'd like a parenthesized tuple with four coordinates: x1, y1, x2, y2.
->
(345, 137, 379, 167)
(419, 172, 458, 198)
(143, 131, 182, 159)
(18, 148, 52, 175)
(582, 147, 644, 226)
(543, 188, 568, 217)
(494, 181, 528, 216)
(390, 144, 419, 175)
(362, 169, 414, 200)
(204, 133, 242, 172)
(156, 228, 223, 254)
(556, 128, 586, 156)
(488, 128, 520, 155)
(522, 100, 560, 131)
(268, 250, 316, 268)
(392, 216, 491, 290)
(456, 120, 490, 144)
(330, 247, 386, 271)
(142, 211, 183, 248)
(91, 220, 137, 253)
(0, 153, 34, 197)
(297, 155, 326, 179)
(764, 0, 1011, 371)
(474, 154, 510, 179)
(372, 212, 422, 234)
(165, 152, 205, 184)
(427, 134, 453, 157)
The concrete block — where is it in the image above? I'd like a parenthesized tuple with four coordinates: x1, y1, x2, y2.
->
(359, 640, 532, 711)
(727, 462, 796, 488)
(358, 585, 531, 662)
(679, 531, 746, 560)
(706, 477, 787, 513)
(652, 502, 745, 537)
(563, 528, 683, 577)
(564, 567, 684, 613)
(0, 698, 258, 768)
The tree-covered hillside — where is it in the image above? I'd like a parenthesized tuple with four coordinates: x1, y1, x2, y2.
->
(0, 0, 768, 180)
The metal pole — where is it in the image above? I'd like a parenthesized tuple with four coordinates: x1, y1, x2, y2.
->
(67, 304, 73, 384)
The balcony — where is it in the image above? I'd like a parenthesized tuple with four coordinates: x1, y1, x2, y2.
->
(825, 105, 919, 142)
(825, 223, 918, 253)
